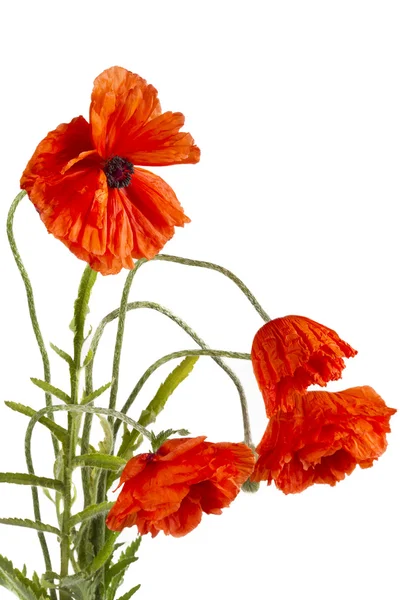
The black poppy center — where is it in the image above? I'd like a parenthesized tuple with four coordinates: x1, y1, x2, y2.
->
(104, 156, 134, 188)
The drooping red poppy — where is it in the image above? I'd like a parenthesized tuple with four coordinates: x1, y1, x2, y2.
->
(106, 436, 255, 537)
(251, 386, 396, 494)
(251, 315, 357, 416)
(20, 66, 200, 275)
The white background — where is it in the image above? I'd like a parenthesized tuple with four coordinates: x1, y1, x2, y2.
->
(0, 1, 399, 599)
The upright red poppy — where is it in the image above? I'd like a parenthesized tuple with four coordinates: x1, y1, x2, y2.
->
(251, 386, 396, 494)
(251, 315, 357, 416)
(106, 436, 255, 537)
(20, 66, 200, 275)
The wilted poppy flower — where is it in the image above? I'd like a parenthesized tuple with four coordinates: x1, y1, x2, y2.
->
(20, 66, 200, 275)
(106, 436, 255, 537)
(251, 315, 357, 416)
(251, 386, 396, 494)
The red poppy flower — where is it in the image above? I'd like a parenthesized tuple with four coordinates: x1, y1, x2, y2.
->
(106, 436, 255, 537)
(251, 386, 396, 494)
(251, 315, 357, 416)
(20, 66, 200, 275)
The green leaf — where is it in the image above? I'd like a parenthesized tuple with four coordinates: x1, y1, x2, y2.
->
(0, 472, 64, 492)
(50, 343, 73, 367)
(81, 381, 112, 405)
(82, 348, 94, 368)
(0, 554, 51, 599)
(98, 416, 113, 454)
(30, 378, 71, 404)
(116, 584, 141, 600)
(105, 537, 141, 600)
(0, 518, 60, 536)
(68, 501, 114, 528)
(117, 356, 198, 458)
(72, 454, 126, 472)
(150, 428, 190, 453)
(87, 532, 120, 575)
(4, 401, 68, 443)
(143, 356, 198, 426)
(59, 573, 99, 600)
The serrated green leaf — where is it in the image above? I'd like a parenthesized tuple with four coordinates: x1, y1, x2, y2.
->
(150, 428, 190, 452)
(82, 348, 94, 368)
(98, 416, 113, 454)
(68, 501, 114, 528)
(87, 532, 119, 575)
(118, 357, 198, 458)
(30, 378, 71, 404)
(143, 356, 198, 426)
(116, 584, 141, 600)
(0, 472, 64, 491)
(0, 518, 60, 536)
(0, 554, 51, 599)
(50, 343, 73, 367)
(5, 401, 68, 443)
(72, 454, 126, 472)
(105, 537, 141, 600)
(81, 381, 112, 405)
(59, 572, 99, 600)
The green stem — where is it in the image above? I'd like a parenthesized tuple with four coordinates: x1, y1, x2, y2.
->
(60, 266, 97, 596)
(154, 254, 271, 322)
(6, 191, 58, 454)
(117, 348, 251, 455)
(108, 301, 253, 446)
(8, 192, 57, 599)
(81, 262, 144, 510)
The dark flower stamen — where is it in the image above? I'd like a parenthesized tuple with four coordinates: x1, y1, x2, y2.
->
(104, 156, 134, 188)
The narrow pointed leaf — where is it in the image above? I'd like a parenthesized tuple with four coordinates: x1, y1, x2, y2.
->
(142, 356, 198, 426)
(98, 417, 113, 454)
(0, 554, 50, 599)
(68, 502, 114, 528)
(118, 357, 198, 458)
(5, 401, 67, 443)
(0, 518, 60, 536)
(87, 532, 119, 574)
(82, 348, 94, 368)
(81, 381, 112, 405)
(72, 454, 126, 471)
(116, 584, 141, 600)
(0, 472, 64, 492)
(50, 343, 73, 367)
(105, 537, 141, 599)
(30, 378, 71, 404)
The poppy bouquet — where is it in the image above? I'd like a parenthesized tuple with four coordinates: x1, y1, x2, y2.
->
(1, 66, 396, 600)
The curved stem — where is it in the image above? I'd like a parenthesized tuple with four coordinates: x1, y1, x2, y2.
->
(154, 254, 271, 322)
(104, 301, 253, 446)
(109, 263, 144, 419)
(8, 191, 57, 597)
(25, 405, 152, 455)
(7, 191, 58, 454)
(118, 348, 251, 451)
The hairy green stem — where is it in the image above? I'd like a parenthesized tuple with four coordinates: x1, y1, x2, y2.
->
(60, 266, 97, 598)
(81, 262, 145, 513)
(154, 254, 271, 322)
(8, 192, 57, 598)
(112, 302, 254, 446)
(117, 348, 251, 456)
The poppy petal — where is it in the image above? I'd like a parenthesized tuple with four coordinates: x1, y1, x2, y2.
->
(251, 315, 357, 415)
(90, 66, 161, 158)
(21, 116, 94, 190)
(251, 386, 396, 494)
(116, 111, 200, 166)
